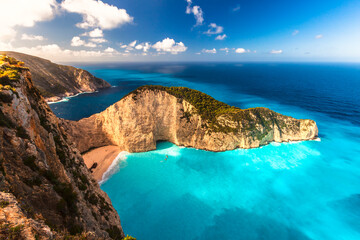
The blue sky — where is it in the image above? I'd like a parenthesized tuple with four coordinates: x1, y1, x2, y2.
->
(1, 0, 360, 62)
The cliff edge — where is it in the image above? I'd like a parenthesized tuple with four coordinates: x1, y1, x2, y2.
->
(64, 85, 318, 153)
(0, 55, 124, 239)
(0, 51, 111, 102)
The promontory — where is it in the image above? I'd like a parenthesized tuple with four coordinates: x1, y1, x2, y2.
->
(63, 85, 318, 154)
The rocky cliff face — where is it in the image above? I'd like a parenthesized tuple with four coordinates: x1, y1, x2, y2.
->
(64, 86, 318, 153)
(0, 55, 124, 239)
(0, 51, 111, 102)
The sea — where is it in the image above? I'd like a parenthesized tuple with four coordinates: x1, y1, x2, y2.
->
(50, 62, 360, 240)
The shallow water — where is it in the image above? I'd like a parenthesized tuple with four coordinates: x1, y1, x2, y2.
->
(51, 63, 360, 239)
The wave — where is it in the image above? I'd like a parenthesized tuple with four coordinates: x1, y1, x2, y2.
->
(47, 91, 94, 105)
(99, 151, 129, 185)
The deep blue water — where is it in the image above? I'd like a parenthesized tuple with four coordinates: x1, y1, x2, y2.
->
(50, 63, 360, 240)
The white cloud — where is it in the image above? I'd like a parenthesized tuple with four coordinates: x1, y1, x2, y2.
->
(89, 28, 103, 37)
(84, 42, 96, 48)
(315, 34, 323, 39)
(142, 43, 151, 52)
(152, 38, 187, 54)
(90, 38, 107, 43)
(71, 36, 85, 47)
(129, 40, 137, 47)
(215, 34, 227, 40)
(0, 0, 57, 42)
(185, 0, 204, 26)
(61, 0, 133, 30)
(202, 48, 217, 54)
(235, 48, 246, 54)
(71, 36, 96, 47)
(204, 23, 224, 35)
(220, 48, 229, 53)
(292, 30, 299, 36)
(21, 34, 45, 41)
(270, 49, 283, 54)
(135, 45, 143, 50)
(104, 47, 115, 53)
(120, 44, 127, 49)
(13, 44, 120, 61)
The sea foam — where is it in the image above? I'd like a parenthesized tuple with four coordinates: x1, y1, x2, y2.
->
(99, 151, 129, 185)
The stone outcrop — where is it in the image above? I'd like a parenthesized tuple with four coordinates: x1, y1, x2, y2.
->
(0, 51, 111, 102)
(0, 55, 124, 239)
(64, 86, 318, 153)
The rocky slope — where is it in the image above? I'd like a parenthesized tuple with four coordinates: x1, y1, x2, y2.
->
(64, 86, 318, 153)
(0, 51, 111, 102)
(0, 55, 124, 239)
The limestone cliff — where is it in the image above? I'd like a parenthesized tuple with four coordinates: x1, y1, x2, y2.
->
(0, 55, 124, 239)
(0, 51, 111, 102)
(64, 86, 318, 153)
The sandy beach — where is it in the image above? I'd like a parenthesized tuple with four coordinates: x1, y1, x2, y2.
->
(83, 145, 121, 181)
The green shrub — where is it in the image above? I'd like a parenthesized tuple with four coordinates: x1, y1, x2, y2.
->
(123, 236, 136, 240)
(0, 200, 9, 208)
(16, 126, 30, 139)
(68, 223, 83, 236)
(23, 156, 38, 171)
(8, 224, 24, 239)
(106, 226, 123, 240)
(24, 176, 42, 187)
(53, 183, 78, 213)
(0, 109, 14, 128)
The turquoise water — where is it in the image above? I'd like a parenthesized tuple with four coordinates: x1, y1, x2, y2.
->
(50, 63, 360, 239)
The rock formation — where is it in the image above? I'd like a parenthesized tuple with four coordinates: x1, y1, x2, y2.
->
(64, 86, 318, 153)
(0, 51, 111, 102)
(0, 55, 124, 239)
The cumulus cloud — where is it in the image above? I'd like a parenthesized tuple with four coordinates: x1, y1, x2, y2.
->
(13, 44, 120, 61)
(235, 48, 247, 54)
(0, 0, 57, 42)
(90, 38, 107, 43)
(61, 0, 133, 30)
(85, 28, 104, 37)
(220, 48, 229, 53)
(128, 40, 137, 47)
(215, 34, 227, 40)
(71, 36, 96, 47)
(21, 34, 45, 41)
(292, 30, 299, 36)
(204, 23, 224, 35)
(152, 38, 187, 54)
(185, 0, 204, 26)
(315, 34, 323, 39)
(71, 36, 85, 47)
(202, 48, 217, 54)
(270, 49, 283, 54)
(104, 47, 115, 53)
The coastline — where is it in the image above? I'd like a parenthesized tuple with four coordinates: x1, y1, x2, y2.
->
(46, 90, 96, 104)
(83, 145, 122, 181)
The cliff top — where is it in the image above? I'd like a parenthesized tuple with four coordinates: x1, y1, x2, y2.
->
(0, 51, 110, 99)
(128, 85, 281, 134)
(0, 55, 29, 93)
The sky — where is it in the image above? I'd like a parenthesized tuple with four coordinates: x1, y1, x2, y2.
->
(1, 0, 360, 62)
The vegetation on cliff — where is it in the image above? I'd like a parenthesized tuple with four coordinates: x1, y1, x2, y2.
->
(129, 85, 291, 137)
(0, 56, 126, 239)
(0, 51, 111, 100)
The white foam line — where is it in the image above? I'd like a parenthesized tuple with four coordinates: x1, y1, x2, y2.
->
(99, 151, 129, 185)
(47, 91, 93, 105)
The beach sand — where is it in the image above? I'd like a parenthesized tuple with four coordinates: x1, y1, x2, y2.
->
(83, 145, 121, 181)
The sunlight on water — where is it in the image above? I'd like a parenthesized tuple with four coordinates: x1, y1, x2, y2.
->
(50, 63, 360, 239)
